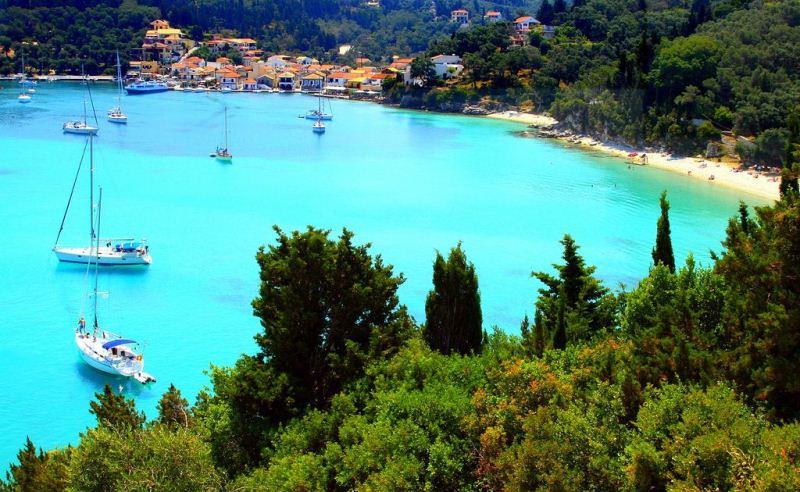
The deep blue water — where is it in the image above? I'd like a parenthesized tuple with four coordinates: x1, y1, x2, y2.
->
(0, 81, 768, 467)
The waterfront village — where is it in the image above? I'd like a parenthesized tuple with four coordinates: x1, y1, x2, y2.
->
(128, 13, 554, 96)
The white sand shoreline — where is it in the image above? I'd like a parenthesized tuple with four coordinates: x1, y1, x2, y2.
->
(486, 111, 780, 202)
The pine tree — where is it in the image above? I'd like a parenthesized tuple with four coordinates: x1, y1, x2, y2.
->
(532, 234, 614, 348)
(553, 296, 567, 349)
(157, 384, 190, 429)
(652, 191, 676, 272)
(536, 0, 555, 25)
(553, 0, 566, 15)
(89, 384, 145, 431)
(533, 309, 546, 357)
(5, 437, 70, 491)
(520, 314, 532, 356)
(423, 242, 483, 355)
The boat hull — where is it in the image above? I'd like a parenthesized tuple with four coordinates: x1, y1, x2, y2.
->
(108, 115, 127, 124)
(63, 127, 98, 135)
(125, 87, 169, 95)
(18, 96, 31, 103)
(54, 246, 151, 266)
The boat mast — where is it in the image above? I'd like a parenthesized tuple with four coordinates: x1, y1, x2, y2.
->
(93, 187, 102, 331)
(116, 50, 123, 108)
(224, 106, 228, 149)
(89, 135, 95, 242)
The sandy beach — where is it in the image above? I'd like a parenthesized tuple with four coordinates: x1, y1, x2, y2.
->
(485, 110, 558, 127)
(488, 111, 780, 202)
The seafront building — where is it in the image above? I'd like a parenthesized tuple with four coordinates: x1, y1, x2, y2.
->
(131, 19, 471, 94)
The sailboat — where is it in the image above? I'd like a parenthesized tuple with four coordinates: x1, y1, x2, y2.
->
(211, 106, 233, 162)
(312, 117, 326, 134)
(53, 134, 152, 266)
(17, 54, 32, 104)
(304, 93, 333, 120)
(63, 99, 99, 134)
(107, 51, 128, 124)
(74, 187, 156, 385)
(312, 94, 326, 133)
(311, 92, 325, 134)
(64, 70, 99, 134)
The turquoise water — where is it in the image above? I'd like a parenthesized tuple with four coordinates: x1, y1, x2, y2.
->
(0, 82, 767, 467)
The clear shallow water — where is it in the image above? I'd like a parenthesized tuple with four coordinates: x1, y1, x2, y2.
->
(0, 82, 767, 466)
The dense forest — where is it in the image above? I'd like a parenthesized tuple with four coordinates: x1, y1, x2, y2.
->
(4, 188, 800, 490)
(388, 0, 800, 170)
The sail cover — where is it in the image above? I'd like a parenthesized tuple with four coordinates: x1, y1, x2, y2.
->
(102, 339, 137, 349)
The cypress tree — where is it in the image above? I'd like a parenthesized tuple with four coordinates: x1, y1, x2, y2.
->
(423, 242, 483, 355)
(652, 191, 676, 272)
(553, 296, 567, 349)
(533, 309, 546, 356)
(537, 0, 555, 25)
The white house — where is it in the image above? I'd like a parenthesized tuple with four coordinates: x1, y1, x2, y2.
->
(300, 73, 324, 92)
(484, 10, 502, 22)
(266, 55, 291, 71)
(451, 9, 469, 26)
(514, 16, 540, 32)
(431, 54, 464, 79)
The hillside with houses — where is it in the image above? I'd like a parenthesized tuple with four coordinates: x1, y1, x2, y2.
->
(2, 0, 800, 172)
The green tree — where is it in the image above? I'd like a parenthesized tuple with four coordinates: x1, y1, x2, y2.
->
(423, 242, 483, 355)
(652, 191, 676, 272)
(532, 234, 615, 346)
(156, 384, 189, 429)
(69, 426, 221, 491)
(4, 438, 69, 492)
(410, 56, 436, 86)
(89, 384, 145, 431)
(716, 197, 800, 420)
(212, 226, 407, 468)
(537, 0, 555, 25)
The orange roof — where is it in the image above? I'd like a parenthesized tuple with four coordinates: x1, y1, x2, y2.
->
(515, 16, 536, 23)
(185, 56, 203, 63)
(452, 9, 468, 14)
(370, 73, 389, 79)
(329, 72, 360, 79)
(244, 78, 257, 83)
(216, 69, 241, 77)
(486, 10, 501, 15)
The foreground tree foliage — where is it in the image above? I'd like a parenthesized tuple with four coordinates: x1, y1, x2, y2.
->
(423, 242, 483, 356)
(5, 197, 800, 489)
(208, 226, 409, 471)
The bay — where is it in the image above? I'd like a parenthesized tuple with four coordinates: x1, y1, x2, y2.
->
(0, 81, 767, 467)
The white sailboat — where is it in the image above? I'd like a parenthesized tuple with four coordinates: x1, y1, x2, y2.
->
(304, 92, 333, 120)
(312, 117, 326, 133)
(17, 54, 32, 103)
(107, 51, 128, 124)
(211, 106, 233, 162)
(63, 99, 99, 134)
(312, 94, 326, 133)
(53, 135, 152, 266)
(75, 187, 156, 385)
(64, 69, 99, 134)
